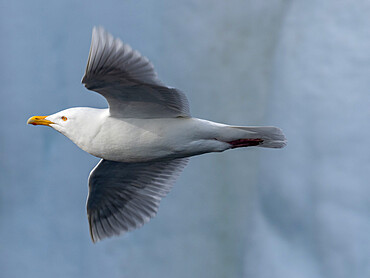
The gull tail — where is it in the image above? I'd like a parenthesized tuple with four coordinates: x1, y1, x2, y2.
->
(221, 126, 287, 149)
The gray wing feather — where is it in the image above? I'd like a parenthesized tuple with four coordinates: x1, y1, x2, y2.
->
(87, 158, 188, 242)
(82, 27, 190, 118)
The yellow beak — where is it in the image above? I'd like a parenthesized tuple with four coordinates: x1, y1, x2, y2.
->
(27, 115, 54, 126)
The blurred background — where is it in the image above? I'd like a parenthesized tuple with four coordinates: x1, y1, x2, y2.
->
(1, 0, 370, 277)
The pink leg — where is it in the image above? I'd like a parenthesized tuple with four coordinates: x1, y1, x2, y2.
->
(227, 138, 263, 149)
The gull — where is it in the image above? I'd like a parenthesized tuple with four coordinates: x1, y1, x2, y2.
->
(27, 27, 286, 242)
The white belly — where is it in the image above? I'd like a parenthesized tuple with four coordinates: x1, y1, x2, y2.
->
(87, 117, 229, 162)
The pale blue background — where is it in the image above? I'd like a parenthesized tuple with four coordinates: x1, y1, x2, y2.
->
(1, 1, 370, 277)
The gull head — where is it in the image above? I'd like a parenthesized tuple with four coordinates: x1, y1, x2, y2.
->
(27, 107, 105, 142)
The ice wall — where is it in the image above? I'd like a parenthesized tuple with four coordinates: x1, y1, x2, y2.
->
(244, 1, 370, 278)
(1, 1, 369, 277)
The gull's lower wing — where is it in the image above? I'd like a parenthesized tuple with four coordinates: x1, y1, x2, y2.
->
(81, 27, 190, 118)
(87, 158, 188, 242)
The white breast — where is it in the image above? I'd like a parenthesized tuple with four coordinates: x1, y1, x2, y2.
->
(85, 117, 229, 163)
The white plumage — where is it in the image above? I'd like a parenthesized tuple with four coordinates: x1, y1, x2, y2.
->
(27, 27, 286, 242)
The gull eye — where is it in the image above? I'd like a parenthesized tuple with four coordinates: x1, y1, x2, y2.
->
(61, 116, 68, 121)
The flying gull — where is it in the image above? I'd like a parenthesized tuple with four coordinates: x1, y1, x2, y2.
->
(27, 27, 286, 242)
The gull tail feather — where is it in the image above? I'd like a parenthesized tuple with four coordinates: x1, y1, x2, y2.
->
(223, 126, 287, 149)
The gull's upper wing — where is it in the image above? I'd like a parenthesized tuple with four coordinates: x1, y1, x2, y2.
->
(86, 158, 188, 242)
(82, 27, 190, 118)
